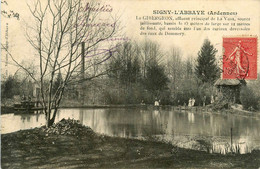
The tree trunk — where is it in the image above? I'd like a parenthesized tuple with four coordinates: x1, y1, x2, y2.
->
(45, 109, 57, 127)
(46, 112, 56, 127)
(46, 111, 52, 127)
(50, 108, 58, 126)
(46, 119, 54, 127)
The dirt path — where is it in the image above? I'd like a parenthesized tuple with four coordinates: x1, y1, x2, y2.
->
(1, 120, 260, 168)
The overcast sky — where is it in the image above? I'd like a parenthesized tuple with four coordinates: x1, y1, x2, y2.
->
(1, 0, 260, 76)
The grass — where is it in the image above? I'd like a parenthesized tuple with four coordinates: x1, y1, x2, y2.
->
(2, 120, 259, 168)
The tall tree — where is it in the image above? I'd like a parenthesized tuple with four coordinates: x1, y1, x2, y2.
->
(109, 42, 141, 85)
(166, 47, 182, 88)
(195, 39, 219, 84)
(145, 64, 169, 95)
(2, 0, 121, 127)
(186, 56, 194, 78)
(140, 40, 163, 78)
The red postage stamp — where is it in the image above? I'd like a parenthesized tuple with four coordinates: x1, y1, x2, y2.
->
(222, 37, 257, 80)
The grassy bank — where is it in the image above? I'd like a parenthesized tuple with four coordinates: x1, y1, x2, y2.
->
(1, 119, 260, 169)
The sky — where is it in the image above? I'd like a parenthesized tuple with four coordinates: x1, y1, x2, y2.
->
(1, 0, 260, 77)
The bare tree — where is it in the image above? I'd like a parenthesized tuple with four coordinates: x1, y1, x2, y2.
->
(166, 47, 182, 89)
(2, 0, 121, 127)
(140, 40, 163, 78)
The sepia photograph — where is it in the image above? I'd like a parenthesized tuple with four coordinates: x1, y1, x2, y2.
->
(1, 0, 260, 168)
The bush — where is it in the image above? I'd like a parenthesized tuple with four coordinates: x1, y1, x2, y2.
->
(1, 76, 20, 99)
(240, 86, 259, 111)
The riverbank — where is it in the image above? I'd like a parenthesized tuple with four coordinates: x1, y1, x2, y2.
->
(1, 119, 260, 168)
(1, 104, 149, 114)
(2, 104, 260, 119)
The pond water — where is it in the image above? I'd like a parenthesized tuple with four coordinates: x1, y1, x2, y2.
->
(1, 107, 260, 154)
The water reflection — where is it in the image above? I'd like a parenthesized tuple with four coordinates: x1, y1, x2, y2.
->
(1, 108, 260, 154)
(188, 112, 195, 123)
(1, 113, 45, 133)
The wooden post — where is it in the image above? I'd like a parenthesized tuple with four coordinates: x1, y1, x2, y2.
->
(231, 127, 233, 153)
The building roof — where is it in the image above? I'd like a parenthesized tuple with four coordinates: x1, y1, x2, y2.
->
(214, 79, 241, 86)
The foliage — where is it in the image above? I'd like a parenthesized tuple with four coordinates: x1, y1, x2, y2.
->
(1, 76, 20, 99)
(52, 72, 63, 94)
(107, 41, 170, 104)
(240, 86, 259, 111)
(247, 73, 260, 98)
(195, 39, 220, 84)
(109, 42, 141, 85)
(144, 64, 169, 94)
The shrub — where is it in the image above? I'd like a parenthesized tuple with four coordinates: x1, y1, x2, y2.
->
(240, 86, 259, 111)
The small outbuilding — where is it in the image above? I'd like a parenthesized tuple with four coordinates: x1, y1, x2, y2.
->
(214, 79, 242, 103)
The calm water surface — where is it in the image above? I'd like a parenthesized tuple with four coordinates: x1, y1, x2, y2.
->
(1, 108, 260, 153)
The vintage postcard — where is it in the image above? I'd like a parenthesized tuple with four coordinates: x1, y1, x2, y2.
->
(1, 0, 260, 168)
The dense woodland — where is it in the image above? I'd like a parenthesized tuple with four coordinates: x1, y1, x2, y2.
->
(2, 39, 260, 110)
